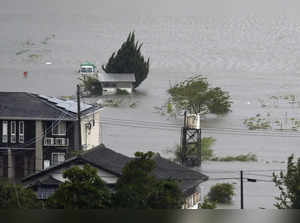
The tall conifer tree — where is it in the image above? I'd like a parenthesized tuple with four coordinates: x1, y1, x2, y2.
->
(102, 32, 150, 88)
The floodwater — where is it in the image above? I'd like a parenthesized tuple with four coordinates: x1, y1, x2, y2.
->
(2, 0, 300, 209)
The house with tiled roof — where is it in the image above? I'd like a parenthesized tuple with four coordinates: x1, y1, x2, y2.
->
(0, 92, 102, 180)
(22, 144, 208, 209)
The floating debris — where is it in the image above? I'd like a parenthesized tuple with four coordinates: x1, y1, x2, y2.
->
(29, 54, 41, 59)
(16, 49, 30, 55)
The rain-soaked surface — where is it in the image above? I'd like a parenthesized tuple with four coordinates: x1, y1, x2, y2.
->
(2, 0, 300, 208)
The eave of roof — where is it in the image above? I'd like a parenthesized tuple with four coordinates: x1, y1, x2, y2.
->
(98, 73, 136, 83)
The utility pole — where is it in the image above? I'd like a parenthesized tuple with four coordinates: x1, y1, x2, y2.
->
(240, 170, 244, 209)
(77, 84, 82, 150)
(180, 111, 187, 165)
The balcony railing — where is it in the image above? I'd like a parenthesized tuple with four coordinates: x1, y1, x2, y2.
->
(44, 137, 69, 147)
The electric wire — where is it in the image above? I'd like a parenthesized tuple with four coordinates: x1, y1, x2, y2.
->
(99, 117, 300, 138)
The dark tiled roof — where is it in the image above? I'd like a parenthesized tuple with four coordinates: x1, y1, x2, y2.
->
(23, 144, 208, 194)
(80, 144, 132, 176)
(80, 145, 208, 191)
(0, 92, 101, 120)
(33, 175, 61, 187)
(152, 155, 208, 193)
(0, 92, 73, 120)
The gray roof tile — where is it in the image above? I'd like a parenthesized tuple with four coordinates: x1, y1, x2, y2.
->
(0, 92, 101, 120)
(23, 144, 208, 194)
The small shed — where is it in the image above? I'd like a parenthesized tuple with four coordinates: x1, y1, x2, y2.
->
(79, 62, 98, 80)
(98, 73, 136, 94)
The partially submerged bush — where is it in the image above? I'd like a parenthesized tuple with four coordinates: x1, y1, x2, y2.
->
(174, 137, 257, 165)
(80, 77, 102, 96)
(116, 88, 129, 95)
(103, 99, 123, 107)
(208, 183, 235, 204)
(174, 137, 216, 165)
(211, 153, 257, 162)
(198, 197, 216, 209)
(243, 114, 271, 130)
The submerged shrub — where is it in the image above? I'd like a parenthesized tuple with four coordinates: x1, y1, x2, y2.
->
(116, 88, 129, 95)
(80, 77, 102, 96)
(211, 153, 257, 162)
(198, 197, 216, 209)
(208, 183, 235, 204)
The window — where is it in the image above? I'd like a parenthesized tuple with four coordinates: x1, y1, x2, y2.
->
(37, 187, 56, 200)
(44, 160, 50, 169)
(52, 153, 65, 165)
(103, 82, 117, 88)
(11, 121, 16, 143)
(2, 121, 8, 143)
(52, 121, 66, 136)
(19, 121, 24, 143)
(54, 138, 68, 146)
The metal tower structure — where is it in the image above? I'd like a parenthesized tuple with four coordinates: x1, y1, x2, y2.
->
(180, 112, 202, 167)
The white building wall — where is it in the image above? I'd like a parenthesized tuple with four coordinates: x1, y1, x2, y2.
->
(81, 110, 101, 150)
(183, 185, 204, 209)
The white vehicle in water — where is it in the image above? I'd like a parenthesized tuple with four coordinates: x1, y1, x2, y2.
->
(79, 62, 98, 80)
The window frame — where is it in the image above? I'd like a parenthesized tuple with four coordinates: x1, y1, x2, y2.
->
(11, 121, 16, 143)
(51, 152, 65, 166)
(2, 121, 8, 143)
(52, 121, 66, 136)
(19, 121, 24, 143)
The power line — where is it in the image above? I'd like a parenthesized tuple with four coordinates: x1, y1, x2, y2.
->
(99, 117, 300, 138)
(202, 169, 284, 174)
(101, 116, 300, 134)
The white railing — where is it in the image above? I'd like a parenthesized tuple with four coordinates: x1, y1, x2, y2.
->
(44, 137, 69, 146)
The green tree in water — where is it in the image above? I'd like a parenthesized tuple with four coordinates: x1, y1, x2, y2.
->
(273, 154, 300, 209)
(80, 76, 102, 96)
(168, 75, 232, 115)
(102, 32, 150, 88)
